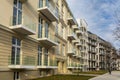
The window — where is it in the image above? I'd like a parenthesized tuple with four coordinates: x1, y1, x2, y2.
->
(44, 49, 48, 66)
(61, 27, 63, 37)
(39, 0, 43, 8)
(13, 0, 22, 25)
(62, 45, 65, 56)
(38, 18, 43, 38)
(38, 46, 42, 65)
(45, 22, 49, 38)
(11, 37, 21, 65)
(14, 72, 20, 80)
(55, 22, 58, 34)
(56, 42, 60, 54)
(55, 7, 59, 18)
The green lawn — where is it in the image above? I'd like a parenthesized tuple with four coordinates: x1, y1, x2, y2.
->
(31, 75, 94, 80)
(75, 70, 107, 75)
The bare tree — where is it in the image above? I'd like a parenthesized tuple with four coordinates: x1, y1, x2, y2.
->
(114, 7, 120, 41)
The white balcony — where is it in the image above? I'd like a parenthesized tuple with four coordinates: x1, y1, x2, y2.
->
(73, 54, 77, 58)
(76, 30, 82, 35)
(72, 25, 79, 30)
(10, 16, 36, 35)
(67, 49, 75, 56)
(37, 59, 58, 69)
(37, 66, 58, 69)
(76, 43, 82, 47)
(72, 39, 79, 44)
(67, 33, 77, 40)
(38, 2, 58, 21)
(67, 17, 76, 25)
(37, 38, 58, 47)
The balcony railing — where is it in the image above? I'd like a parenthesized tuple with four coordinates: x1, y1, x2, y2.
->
(8, 56, 36, 69)
(67, 16, 76, 25)
(10, 15, 36, 35)
(37, 58, 58, 69)
(38, 0, 58, 21)
(67, 48, 75, 56)
(67, 32, 77, 40)
(38, 28, 58, 47)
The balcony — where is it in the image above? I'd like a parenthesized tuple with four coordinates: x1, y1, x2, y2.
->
(76, 30, 82, 35)
(67, 17, 76, 25)
(56, 54, 67, 60)
(67, 63, 75, 69)
(76, 42, 82, 47)
(73, 54, 77, 57)
(10, 16, 36, 35)
(72, 25, 79, 30)
(76, 55, 81, 59)
(67, 49, 75, 56)
(8, 56, 36, 69)
(72, 39, 79, 44)
(67, 33, 77, 40)
(38, 1, 58, 21)
(37, 59, 58, 69)
(37, 32, 58, 47)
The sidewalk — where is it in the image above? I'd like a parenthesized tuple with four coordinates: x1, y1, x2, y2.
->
(89, 71, 120, 80)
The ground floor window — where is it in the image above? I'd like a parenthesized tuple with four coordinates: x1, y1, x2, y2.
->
(14, 72, 19, 80)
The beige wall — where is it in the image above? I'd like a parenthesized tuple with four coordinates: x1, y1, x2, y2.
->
(0, 27, 12, 68)
(0, 0, 13, 27)
(0, 71, 13, 80)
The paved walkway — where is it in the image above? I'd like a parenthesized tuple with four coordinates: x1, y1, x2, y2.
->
(89, 71, 120, 80)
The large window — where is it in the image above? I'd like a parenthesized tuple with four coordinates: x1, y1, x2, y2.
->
(13, 0, 22, 25)
(38, 46, 42, 66)
(11, 37, 21, 65)
(44, 49, 48, 66)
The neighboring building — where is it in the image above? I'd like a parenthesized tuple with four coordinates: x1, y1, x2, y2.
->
(88, 31, 97, 71)
(87, 32, 117, 71)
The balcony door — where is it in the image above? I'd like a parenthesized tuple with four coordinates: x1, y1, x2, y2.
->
(38, 18, 43, 38)
(45, 22, 49, 38)
(11, 37, 21, 65)
(13, 0, 22, 25)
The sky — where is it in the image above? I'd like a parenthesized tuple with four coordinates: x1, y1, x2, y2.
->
(66, 0, 120, 49)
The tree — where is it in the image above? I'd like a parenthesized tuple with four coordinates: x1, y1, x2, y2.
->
(114, 7, 120, 41)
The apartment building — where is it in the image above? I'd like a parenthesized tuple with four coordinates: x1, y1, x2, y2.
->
(0, 0, 117, 80)
(87, 32, 117, 71)
(88, 31, 97, 71)
(0, 0, 82, 80)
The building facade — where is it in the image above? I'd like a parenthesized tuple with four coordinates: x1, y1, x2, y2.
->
(0, 0, 117, 80)
(87, 32, 117, 71)
(0, 0, 81, 80)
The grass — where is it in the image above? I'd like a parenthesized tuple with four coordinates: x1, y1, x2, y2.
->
(75, 70, 107, 75)
(31, 75, 94, 80)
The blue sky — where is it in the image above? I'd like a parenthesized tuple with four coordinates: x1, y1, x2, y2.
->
(67, 0, 120, 49)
